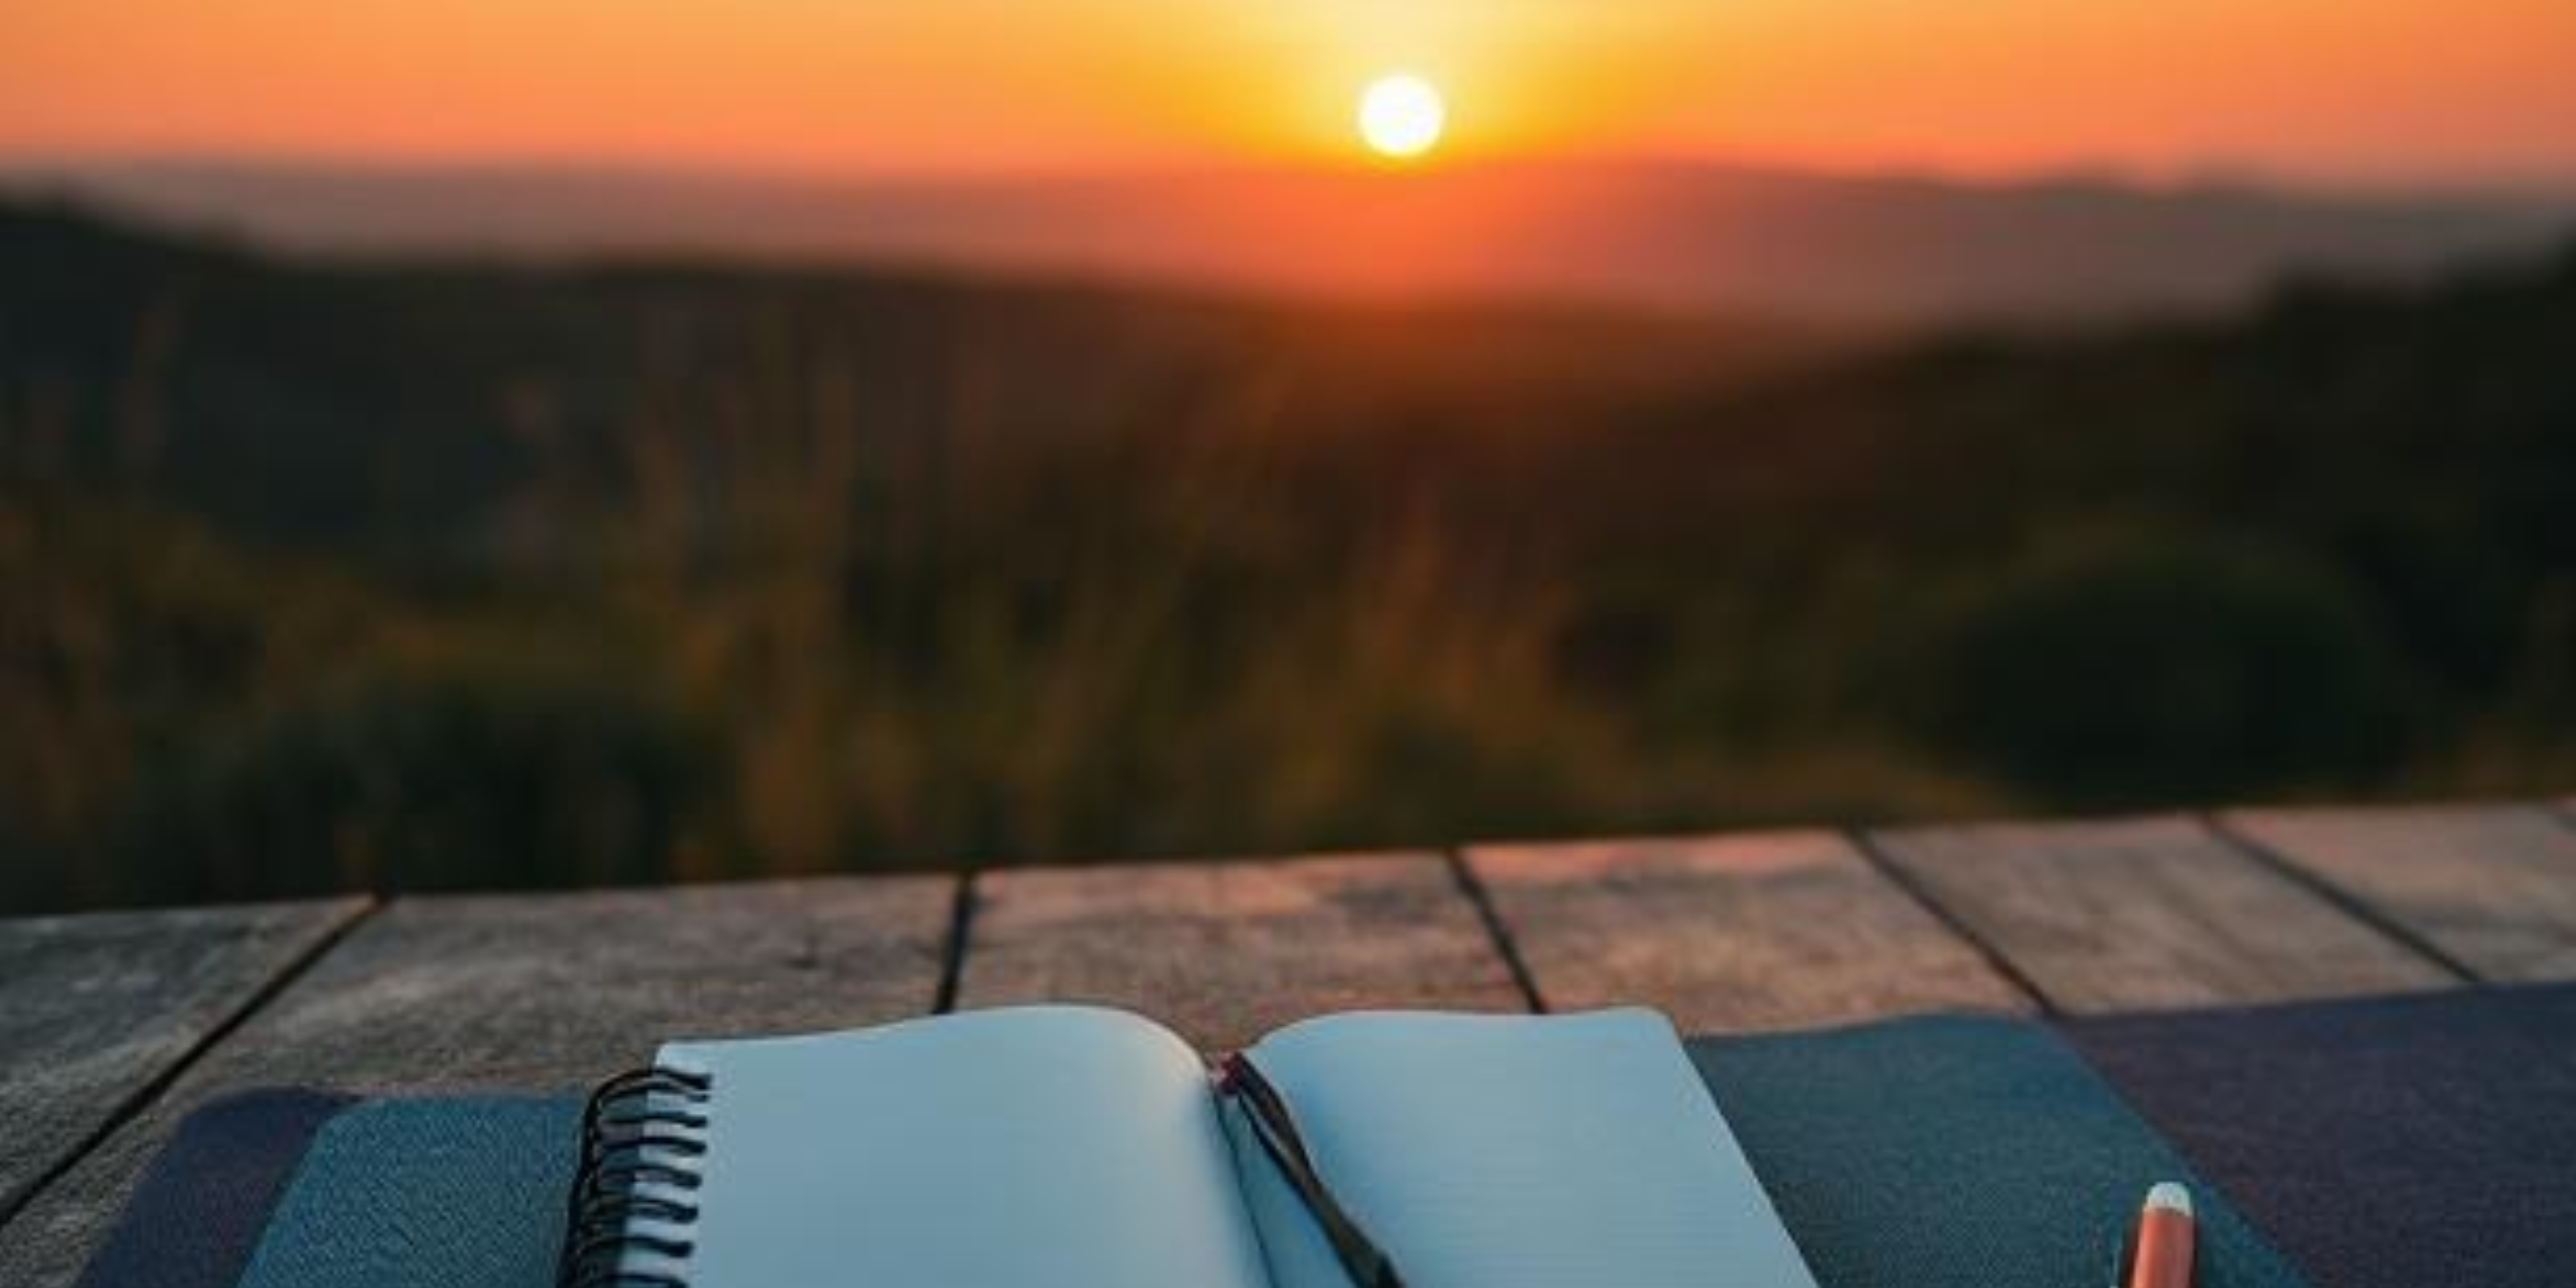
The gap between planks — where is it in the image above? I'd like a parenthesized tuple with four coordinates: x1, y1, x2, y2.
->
(1862, 814, 2455, 1014)
(1443, 847, 1551, 1014)
(2202, 811, 2483, 983)
(0, 896, 381, 1232)
(1844, 827, 2059, 1017)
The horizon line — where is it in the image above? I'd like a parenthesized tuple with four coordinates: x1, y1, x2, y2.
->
(8, 146, 2576, 207)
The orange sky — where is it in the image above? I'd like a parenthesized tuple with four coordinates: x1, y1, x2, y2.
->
(5, 0, 2575, 186)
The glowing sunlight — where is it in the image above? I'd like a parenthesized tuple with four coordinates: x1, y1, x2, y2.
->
(1357, 73, 1446, 162)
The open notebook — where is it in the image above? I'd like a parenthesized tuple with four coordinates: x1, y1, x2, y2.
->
(557, 1006, 1819, 1288)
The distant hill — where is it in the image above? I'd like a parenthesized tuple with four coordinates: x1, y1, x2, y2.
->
(0, 199, 1816, 544)
(7, 159, 2568, 325)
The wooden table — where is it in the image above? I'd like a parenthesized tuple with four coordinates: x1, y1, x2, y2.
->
(6, 800, 2575, 1286)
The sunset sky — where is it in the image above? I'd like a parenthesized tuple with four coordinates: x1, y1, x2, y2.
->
(6, 0, 2575, 188)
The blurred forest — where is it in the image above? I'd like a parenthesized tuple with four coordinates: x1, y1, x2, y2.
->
(3, 200, 2573, 912)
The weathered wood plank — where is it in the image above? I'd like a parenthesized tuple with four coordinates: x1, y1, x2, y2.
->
(1869, 814, 2453, 1013)
(958, 852, 1525, 1050)
(0, 897, 368, 1220)
(2223, 803, 2576, 982)
(0, 876, 954, 1288)
(1468, 830, 2031, 1031)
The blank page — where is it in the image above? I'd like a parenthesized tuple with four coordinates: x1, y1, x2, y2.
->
(1243, 1008, 1820, 1288)
(649, 1007, 1272, 1288)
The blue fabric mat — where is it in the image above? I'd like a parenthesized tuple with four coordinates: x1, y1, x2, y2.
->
(71, 1089, 354, 1288)
(2065, 982, 2576, 1288)
(229, 1096, 584, 1288)
(1690, 1015, 2306, 1288)
(77, 1012, 2309, 1288)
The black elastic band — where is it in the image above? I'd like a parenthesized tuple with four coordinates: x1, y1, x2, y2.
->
(1219, 1053, 1406, 1288)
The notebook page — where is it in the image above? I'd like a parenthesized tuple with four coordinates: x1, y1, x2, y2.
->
(653, 1006, 1272, 1288)
(1241, 1008, 1820, 1288)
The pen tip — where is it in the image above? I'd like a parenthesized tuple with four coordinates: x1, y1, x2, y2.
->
(2146, 1182, 2193, 1217)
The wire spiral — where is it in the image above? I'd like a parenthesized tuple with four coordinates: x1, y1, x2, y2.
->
(558, 1064, 715, 1288)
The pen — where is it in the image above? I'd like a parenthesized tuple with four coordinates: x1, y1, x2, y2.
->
(2122, 1182, 2195, 1288)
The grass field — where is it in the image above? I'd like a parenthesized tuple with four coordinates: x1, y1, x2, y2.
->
(4, 202, 2573, 912)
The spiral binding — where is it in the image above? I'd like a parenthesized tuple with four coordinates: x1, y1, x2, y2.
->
(557, 1064, 715, 1288)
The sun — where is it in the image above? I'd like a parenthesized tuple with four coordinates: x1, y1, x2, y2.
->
(1357, 73, 1446, 161)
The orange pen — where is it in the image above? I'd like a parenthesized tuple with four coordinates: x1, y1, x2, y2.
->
(2123, 1182, 2197, 1288)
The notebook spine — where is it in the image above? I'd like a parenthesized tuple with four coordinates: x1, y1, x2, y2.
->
(557, 1063, 715, 1288)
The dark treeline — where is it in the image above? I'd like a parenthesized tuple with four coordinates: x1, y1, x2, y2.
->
(4, 200, 2572, 912)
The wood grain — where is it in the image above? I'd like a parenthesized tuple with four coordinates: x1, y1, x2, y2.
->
(1468, 830, 2030, 1031)
(2224, 803, 2576, 982)
(1869, 814, 2452, 1013)
(0, 876, 954, 1288)
(958, 852, 1525, 1051)
(0, 898, 367, 1219)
